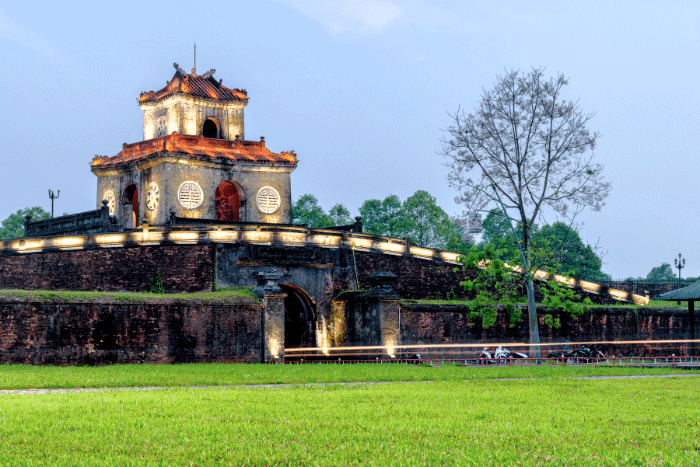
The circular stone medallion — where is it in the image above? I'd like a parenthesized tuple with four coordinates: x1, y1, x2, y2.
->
(146, 182, 160, 211)
(178, 181, 204, 210)
(256, 186, 281, 215)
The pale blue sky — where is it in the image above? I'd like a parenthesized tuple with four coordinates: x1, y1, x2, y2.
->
(0, 1, 698, 279)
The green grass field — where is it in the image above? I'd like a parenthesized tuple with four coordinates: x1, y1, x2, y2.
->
(0, 362, 696, 390)
(0, 364, 698, 465)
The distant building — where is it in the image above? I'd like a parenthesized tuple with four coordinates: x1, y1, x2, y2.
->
(91, 63, 297, 228)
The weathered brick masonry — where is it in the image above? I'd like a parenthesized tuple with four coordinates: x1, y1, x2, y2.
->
(0, 244, 214, 293)
(400, 303, 698, 357)
(353, 251, 476, 299)
(353, 251, 623, 304)
(0, 298, 262, 364)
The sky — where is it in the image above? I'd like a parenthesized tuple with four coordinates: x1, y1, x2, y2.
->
(0, 0, 698, 279)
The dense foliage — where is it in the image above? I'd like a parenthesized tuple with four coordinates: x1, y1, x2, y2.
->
(460, 243, 592, 329)
(291, 194, 352, 228)
(478, 210, 610, 282)
(293, 191, 473, 253)
(0, 206, 50, 240)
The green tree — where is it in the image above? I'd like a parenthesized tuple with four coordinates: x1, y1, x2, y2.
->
(479, 209, 521, 262)
(328, 204, 352, 226)
(400, 190, 448, 248)
(399, 190, 472, 251)
(292, 195, 352, 228)
(443, 69, 610, 356)
(646, 263, 676, 282)
(292, 194, 330, 228)
(0, 206, 50, 239)
(359, 195, 404, 237)
(443, 217, 474, 255)
(531, 223, 609, 281)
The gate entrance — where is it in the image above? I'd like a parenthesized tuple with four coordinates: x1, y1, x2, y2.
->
(280, 283, 316, 349)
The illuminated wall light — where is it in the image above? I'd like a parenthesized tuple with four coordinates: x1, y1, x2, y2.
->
(244, 231, 273, 244)
(168, 231, 200, 243)
(350, 238, 373, 250)
(208, 230, 240, 242)
(278, 232, 307, 244)
(440, 252, 462, 264)
(385, 344, 396, 359)
(94, 234, 127, 247)
(579, 280, 601, 293)
(554, 274, 576, 287)
(267, 337, 281, 359)
(14, 239, 46, 253)
(52, 236, 86, 250)
(378, 242, 406, 255)
(608, 288, 629, 301)
(533, 270, 550, 280)
(316, 316, 331, 356)
(631, 294, 650, 306)
(409, 246, 434, 259)
(504, 262, 524, 273)
(140, 231, 165, 245)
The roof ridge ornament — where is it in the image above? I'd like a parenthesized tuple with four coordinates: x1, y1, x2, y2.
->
(173, 62, 187, 75)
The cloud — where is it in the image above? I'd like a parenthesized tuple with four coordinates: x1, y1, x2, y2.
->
(282, 0, 403, 34)
(0, 9, 73, 69)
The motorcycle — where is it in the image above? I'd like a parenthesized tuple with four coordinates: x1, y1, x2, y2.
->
(478, 346, 528, 364)
(548, 344, 605, 364)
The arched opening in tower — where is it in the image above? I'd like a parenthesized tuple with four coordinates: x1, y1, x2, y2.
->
(123, 184, 139, 229)
(202, 118, 219, 138)
(215, 181, 245, 222)
(280, 283, 316, 349)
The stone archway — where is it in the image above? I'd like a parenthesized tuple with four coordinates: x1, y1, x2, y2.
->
(122, 183, 139, 228)
(279, 283, 316, 349)
(202, 118, 220, 139)
(215, 181, 245, 222)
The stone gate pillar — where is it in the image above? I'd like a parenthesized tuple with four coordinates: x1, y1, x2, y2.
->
(366, 271, 401, 358)
(252, 271, 287, 362)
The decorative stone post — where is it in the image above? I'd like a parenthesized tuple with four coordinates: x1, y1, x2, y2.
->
(252, 271, 287, 362)
(365, 271, 401, 358)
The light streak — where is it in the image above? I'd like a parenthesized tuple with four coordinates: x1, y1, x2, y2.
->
(284, 339, 700, 353)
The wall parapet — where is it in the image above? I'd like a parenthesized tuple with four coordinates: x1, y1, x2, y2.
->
(0, 224, 647, 305)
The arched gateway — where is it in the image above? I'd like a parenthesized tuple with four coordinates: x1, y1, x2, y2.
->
(280, 283, 317, 349)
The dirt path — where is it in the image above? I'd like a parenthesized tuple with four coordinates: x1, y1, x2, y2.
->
(1, 373, 698, 396)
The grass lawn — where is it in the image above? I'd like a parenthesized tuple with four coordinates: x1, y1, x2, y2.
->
(0, 362, 697, 390)
(0, 373, 697, 465)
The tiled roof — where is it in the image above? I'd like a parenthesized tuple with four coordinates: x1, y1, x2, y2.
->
(655, 280, 700, 301)
(91, 133, 297, 170)
(139, 65, 248, 104)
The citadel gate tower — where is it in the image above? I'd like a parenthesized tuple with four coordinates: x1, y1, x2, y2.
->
(91, 63, 297, 228)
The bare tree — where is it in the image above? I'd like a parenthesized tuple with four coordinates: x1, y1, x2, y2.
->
(442, 68, 611, 357)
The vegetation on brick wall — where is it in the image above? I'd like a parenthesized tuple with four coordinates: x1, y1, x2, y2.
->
(458, 244, 591, 328)
(0, 288, 258, 304)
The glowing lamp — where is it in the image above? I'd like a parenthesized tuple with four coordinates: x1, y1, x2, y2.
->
(53, 236, 86, 250)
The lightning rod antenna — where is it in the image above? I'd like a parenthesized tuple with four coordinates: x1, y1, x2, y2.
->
(193, 40, 196, 74)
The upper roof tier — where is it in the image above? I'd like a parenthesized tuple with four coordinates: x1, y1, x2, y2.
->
(139, 63, 248, 104)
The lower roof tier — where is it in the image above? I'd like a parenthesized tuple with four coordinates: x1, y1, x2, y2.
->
(91, 133, 297, 171)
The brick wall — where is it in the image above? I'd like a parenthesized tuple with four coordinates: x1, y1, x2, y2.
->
(0, 244, 214, 293)
(353, 251, 622, 304)
(354, 251, 476, 299)
(0, 298, 262, 364)
(400, 303, 697, 357)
